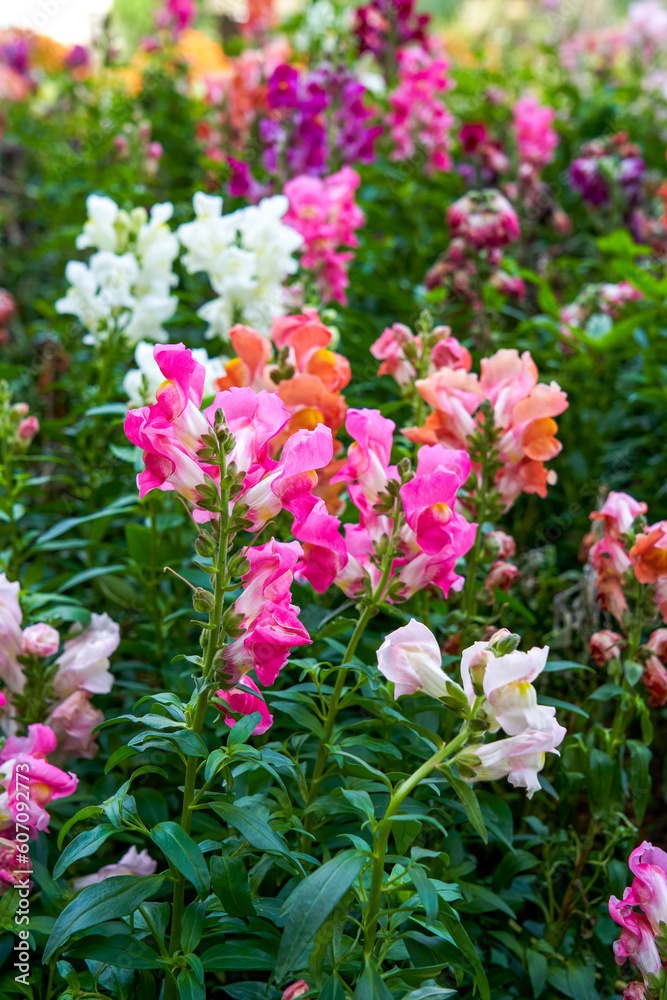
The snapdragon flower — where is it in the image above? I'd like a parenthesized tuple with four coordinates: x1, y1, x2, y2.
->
(376, 623, 565, 798)
(56, 195, 179, 347)
(177, 192, 303, 338)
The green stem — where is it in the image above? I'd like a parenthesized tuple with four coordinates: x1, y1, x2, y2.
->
(149, 493, 165, 665)
(164, 455, 230, 999)
(463, 487, 488, 626)
(306, 604, 376, 805)
(362, 725, 471, 964)
(305, 505, 402, 808)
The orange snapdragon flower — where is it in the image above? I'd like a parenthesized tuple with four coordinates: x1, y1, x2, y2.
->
(214, 312, 350, 513)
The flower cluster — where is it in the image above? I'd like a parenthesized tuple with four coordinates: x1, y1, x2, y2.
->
(0, 574, 119, 758)
(283, 167, 365, 304)
(512, 94, 559, 180)
(560, 281, 644, 342)
(587, 491, 665, 622)
(56, 195, 179, 346)
(0, 723, 78, 894)
(295, 407, 477, 600)
(123, 340, 226, 407)
(404, 347, 568, 509)
(211, 311, 350, 507)
(388, 44, 454, 174)
(353, 0, 430, 58)
(568, 134, 646, 212)
(371, 321, 471, 388)
(262, 62, 379, 180)
(426, 189, 521, 302)
(376, 622, 566, 798)
(177, 192, 303, 338)
(123, 344, 324, 719)
(610, 842, 667, 994)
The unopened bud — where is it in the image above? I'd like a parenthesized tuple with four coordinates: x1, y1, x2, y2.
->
(193, 588, 215, 613)
(489, 630, 520, 657)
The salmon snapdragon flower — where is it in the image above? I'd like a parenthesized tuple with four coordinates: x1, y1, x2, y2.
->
(212, 311, 350, 513)
(404, 348, 568, 508)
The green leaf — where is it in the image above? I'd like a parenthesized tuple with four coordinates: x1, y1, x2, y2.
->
(440, 765, 487, 844)
(200, 944, 276, 970)
(409, 865, 439, 925)
(587, 683, 625, 702)
(276, 850, 368, 978)
(177, 967, 205, 1000)
(588, 749, 615, 819)
(44, 874, 165, 961)
(352, 965, 394, 1000)
(526, 948, 547, 998)
(227, 713, 263, 746)
(210, 801, 291, 857)
(181, 901, 206, 953)
(35, 496, 137, 545)
(537, 695, 588, 719)
(57, 805, 104, 850)
(210, 855, 256, 917)
(628, 740, 652, 825)
(65, 934, 162, 970)
(53, 824, 117, 879)
(150, 822, 210, 899)
(542, 660, 591, 673)
(436, 905, 490, 1000)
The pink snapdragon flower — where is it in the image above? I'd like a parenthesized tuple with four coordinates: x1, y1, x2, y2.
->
(447, 189, 520, 251)
(484, 559, 521, 595)
(220, 540, 311, 687)
(512, 95, 558, 174)
(589, 629, 625, 665)
(485, 530, 516, 560)
(388, 44, 454, 174)
(0, 724, 78, 835)
(610, 898, 662, 982)
(610, 841, 667, 985)
(282, 982, 310, 1000)
(46, 691, 105, 760)
(73, 846, 158, 891)
(216, 676, 273, 735)
(0, 574, 24, 693)
(21, 623, 60, 657)
(370, 323, 471, 388)
(53, 613, 120, 699)
(283, 167, 365, 305)
(124, 344, 219, 511)
(624, 842, 667, 933)
(591, 491, 648, 538)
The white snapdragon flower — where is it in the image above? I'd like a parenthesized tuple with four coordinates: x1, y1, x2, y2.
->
(59, 196, 181, 347)
(55, 260, 110, 339)
(177, 192, 302, 338)
(90, 252, 139, 311)
(75, 194, 121, 252)
(123, 293, 177, 345)
(178, 193, 238, 274)
(123, 340, 226, 407)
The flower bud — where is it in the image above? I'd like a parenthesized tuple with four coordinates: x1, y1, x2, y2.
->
(489, 630, 521, 657)
(193, 588, 215, 613)
(22, 622, 60, 657)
